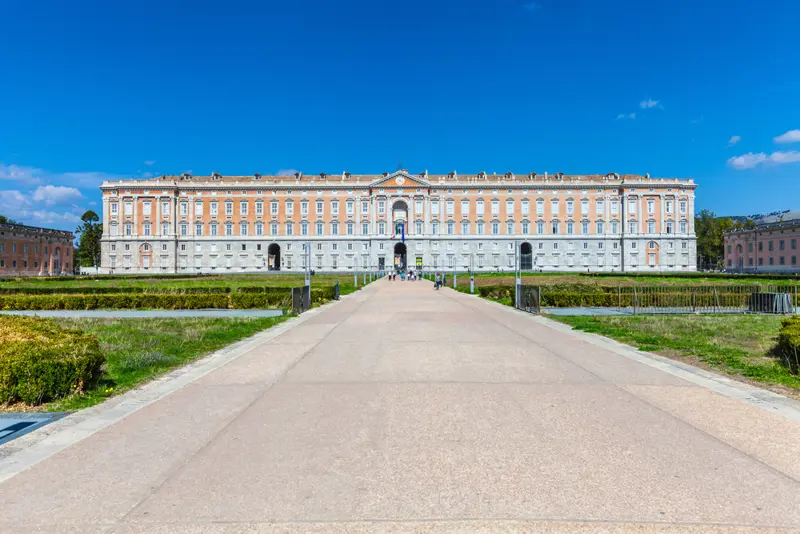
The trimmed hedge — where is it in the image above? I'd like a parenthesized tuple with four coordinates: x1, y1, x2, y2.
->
(0, 286, 339, 310)
(0, 286, 233, 295)
(581, 271, 800, 281)
(777, 316, 800, 374)
(0, 316, 105, 405)
(0, 273, 216, 283)
(476, 283, 754, 308)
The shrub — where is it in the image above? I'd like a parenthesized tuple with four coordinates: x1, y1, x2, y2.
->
(776, 316, 800, 374)
(0, 316, 105, 405)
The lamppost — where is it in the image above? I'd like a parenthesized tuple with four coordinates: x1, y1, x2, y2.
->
(470, 253, 475, 294)
(304, 241, 311, 287)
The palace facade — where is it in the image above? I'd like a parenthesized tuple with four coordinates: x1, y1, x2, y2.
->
(99, 170, 697, 273)
(725, 219, 800, 273)
(0, 223, 74, 276)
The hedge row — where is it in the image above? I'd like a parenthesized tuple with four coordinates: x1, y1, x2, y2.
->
(0, 316, 105, 405)
(0, 287, 337, 310)
(581, 271, 800, 281)
(476, 284, 754, 308)
(776, 317, 800, 375)
(0, 286, 301, 296)
(0, 273, 216, 283)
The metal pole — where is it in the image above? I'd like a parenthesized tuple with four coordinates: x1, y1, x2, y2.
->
(305, 241, 311, 287)
(354, 269, 358, 287)
(470, 254, 475, 294)
(363, 271, 366, 285)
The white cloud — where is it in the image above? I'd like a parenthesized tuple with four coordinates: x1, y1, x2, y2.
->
(276, 168, 300, 176)
(728, 135, 741, 146)
(0, 163, 43, 186)
(0, 190, 81, 227)
(32, 185, 83, 206)
(727, 150, 800, 170)
(144, 160, 156, 166)
(639, 99, 660, 109)
(616, 113, 636, 120)
(774, 129, 800, 144)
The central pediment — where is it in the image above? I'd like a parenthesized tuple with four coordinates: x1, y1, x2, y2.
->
(370, 171, 429, 189)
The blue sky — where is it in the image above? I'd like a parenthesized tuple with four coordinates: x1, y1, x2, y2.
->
(1, 0, 799, 231)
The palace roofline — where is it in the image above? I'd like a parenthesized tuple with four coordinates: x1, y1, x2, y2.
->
(101, 170, 695, 190)
(0, 222, 74, 238)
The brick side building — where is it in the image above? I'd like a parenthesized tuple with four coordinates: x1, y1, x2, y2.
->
(0, 223, 74, 276)
(725, 219, 800, 273)
(100, 170, 697, 274)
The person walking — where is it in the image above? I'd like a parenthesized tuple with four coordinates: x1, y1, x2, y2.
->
(434, 271, 441, 290)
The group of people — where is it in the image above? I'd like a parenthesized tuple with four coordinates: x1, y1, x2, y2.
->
(388, 270, 418, 281)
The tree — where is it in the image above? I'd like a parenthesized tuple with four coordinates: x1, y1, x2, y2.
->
(75, 210, 103, 268)
(0, 215, 19, 224)
(694, 210, 756, 270)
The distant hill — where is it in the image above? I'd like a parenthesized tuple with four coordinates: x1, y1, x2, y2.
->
(723, 210, 800, 225)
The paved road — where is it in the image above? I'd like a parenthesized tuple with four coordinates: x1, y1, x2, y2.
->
(2, 280, 800, 533)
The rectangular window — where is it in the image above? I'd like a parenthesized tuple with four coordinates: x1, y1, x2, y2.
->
(566, 200, 574, 216)
(240, 222, 248, 236)
(680, 220, 687, 233)
(363, 222, 369, 235)
(628, 198, 637, 215)
(475, 200, 484, 216)
(611, 200, 619, 215)
(581, 199, 589, 215)
(552, 221, 559, 234)
(316, 222, 324, 235)
(522, 222, 529, 234)
(680, 200, 687, 214)
(521, 199, 529, 216)
(582, 221, 589, 234)
(666, 200, 673, 214)
(551, 199, 559, 215)
(161, 200, 170, 216)
(143, 201, 152, 216)
(286, 222, 293, 235)
(537, 222, 544, 234)
(567, 222, 574, 234)
(110, 202, 118, 215)
(195, 200, 203, 216)
(332, 222, 339, 235)
(507, 221, 514, 234)
(256, 201, 263, 216)
(210, 202, 218, 216)
(491, 222, 499, 235)
(446, 199, 455, 215)
(461, 221, 469, 235)
(286, 200, 294, 216)
(769, 241, 774, 251)
(461, 199, 470, 215)
(378, 199, 385, 215)
(224, 201, 233, 216)
(300, 200, 308, 217)
(648, 221, 655, 233)
(195, 222, 202, 236)
(240, 200, 248, 216)
(316, 200, 324, 216)
(124, 201, 133, 216)
(666, 221, 673, 234)
(612, 221, 619, 234)
(780, 240, 785, 250)
(346, 199, 354, 215)
(629, 221, 637, 234)
(432, 200, 440, 216)
(271, 222, 278, 235)
(536, 199, 544, 215)
(447, 221, 454, 235)
(415, 199, 423, 214)
(362, 199, 369, 214)
(271, 200, 278, 215)
(647, 199, 655, 214)
(597, 199, 604, 214)
(506, 199, 514, 216)
(330, 201, 338, 216)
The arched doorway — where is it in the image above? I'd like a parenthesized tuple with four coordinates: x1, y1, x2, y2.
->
(268, 243, 281, 271)
(394, 242, 407, 272)
(520, 242, 533, 270)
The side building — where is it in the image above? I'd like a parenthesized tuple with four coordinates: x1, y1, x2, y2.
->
(99, 170, 697, 274)
(725, 219, 800, 273)
(0, 223, 74, 276)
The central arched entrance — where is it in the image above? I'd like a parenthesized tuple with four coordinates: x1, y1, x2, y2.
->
(268, 243, 281, 271)
(394, 242, 407, 272)
(520, 242, 533, 270)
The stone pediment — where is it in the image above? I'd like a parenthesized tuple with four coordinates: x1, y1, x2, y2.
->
(370, 171, 429, 189)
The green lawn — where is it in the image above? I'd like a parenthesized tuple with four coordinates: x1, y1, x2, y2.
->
(549, 314, 800, 394)
(37, 316, 289, 412)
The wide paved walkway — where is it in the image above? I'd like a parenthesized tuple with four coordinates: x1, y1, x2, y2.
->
(2, 280, 800, 533)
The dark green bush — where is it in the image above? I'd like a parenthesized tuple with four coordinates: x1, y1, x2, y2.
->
(0, 286, 232, 295)
(0, 316, 105, 405)
(776, 316, 800, 374)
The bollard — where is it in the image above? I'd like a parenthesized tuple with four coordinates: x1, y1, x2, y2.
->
(363, 271, 366, 285)
(354, 271, 358, 287)
(470, 275, 474, 294)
